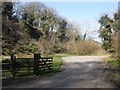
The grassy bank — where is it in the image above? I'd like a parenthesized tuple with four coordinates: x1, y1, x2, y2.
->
(103, 57, 120, 87)
(49, 53, 70, 73)
(103, 57, 119, 67)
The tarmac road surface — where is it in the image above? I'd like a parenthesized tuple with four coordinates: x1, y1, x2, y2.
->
(3, 56, 117, 88)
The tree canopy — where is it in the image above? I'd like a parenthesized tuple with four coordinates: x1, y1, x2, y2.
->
(98, 12, 119, 53)
(2, 2, 82, 55)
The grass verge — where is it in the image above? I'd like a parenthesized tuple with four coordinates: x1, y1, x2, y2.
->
(103, 57, 120, 87)
(103, 57, 119, 67)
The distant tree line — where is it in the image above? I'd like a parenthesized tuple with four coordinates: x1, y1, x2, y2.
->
(2, 2, 103, 55)
(2, 2, 82, 55)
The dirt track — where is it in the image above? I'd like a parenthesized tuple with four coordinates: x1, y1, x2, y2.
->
(3, 56, 117, 88)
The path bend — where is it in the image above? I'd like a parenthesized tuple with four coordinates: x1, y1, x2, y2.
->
(3, 55, 117, 88)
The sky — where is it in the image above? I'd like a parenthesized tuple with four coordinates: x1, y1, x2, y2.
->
(43, 2, 118, 42)
(18, 0, 118, 42)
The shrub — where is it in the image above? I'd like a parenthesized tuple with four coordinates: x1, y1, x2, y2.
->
(63, 39, 101, 55)
(18, 43, 39, 55)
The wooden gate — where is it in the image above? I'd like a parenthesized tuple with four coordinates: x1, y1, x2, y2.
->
(34, 53, 53, 76)
(2, 53, 53, 77)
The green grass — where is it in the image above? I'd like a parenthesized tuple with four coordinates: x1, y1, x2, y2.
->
(45, 53, 69, 75)
(103, 57, 120, 81)
(53, 56, 61, 71)
(103, 57, 119, 67)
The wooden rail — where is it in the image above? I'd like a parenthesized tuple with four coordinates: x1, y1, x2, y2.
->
(2, 53, 53, 77)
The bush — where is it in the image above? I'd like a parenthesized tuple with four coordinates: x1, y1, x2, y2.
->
(63, 40, 102, 55)
(18, 43, 39, 55)
(2, 48, 9, 55)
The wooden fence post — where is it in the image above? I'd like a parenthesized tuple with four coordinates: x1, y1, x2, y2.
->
(11, 54, 16, 77)
(38, 53, 41, 59)
(34, 53, 39, 76)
